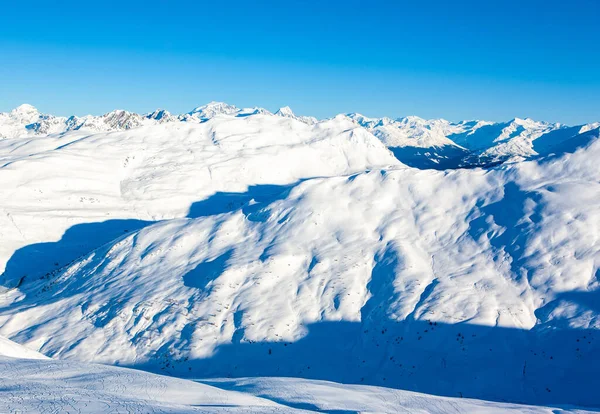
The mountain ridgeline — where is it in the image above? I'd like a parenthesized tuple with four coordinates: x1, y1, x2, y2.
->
(1, 102, 598, 169)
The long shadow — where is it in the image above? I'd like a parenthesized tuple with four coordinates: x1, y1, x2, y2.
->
(0, 219, 153, 290)
(134, 318, 600, 408)
(0, 183, 297, 295)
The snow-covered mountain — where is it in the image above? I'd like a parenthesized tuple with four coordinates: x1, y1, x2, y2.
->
(0, 103, 599, 410)
(275, 106, 318, 125)
(0, 104, 68, 138)
(346, 113, 471, 169)
(1, 103, 596, 170)
(344, 112, 598, 169)
(179, 101, 242, 122)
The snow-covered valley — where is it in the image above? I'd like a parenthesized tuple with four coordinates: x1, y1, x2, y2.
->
(0, 103, 599, 412)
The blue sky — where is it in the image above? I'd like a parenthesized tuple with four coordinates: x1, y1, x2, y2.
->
(1, 0, 598, 124)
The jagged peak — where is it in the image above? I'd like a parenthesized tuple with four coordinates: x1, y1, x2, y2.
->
(103, 109, 132, 116)
(146, 108, 172, 121)
(275, 106, 294, 117)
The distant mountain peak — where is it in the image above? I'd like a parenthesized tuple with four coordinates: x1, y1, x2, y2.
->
(275, 106, 294, 116)
(11, 103, 38, 112)
(183, 102, 240, 122)
(396, 115, 428, 124)
(191, 101, 238, 114)
(10, 104, 40, 121)
(146, 109, 172, 122)
(274, 106, 318, 125)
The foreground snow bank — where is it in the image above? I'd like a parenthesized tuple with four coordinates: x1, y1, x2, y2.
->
(0, 353, 594, 413)
(0, 356, 284, 413)
(205, 377, 597, 414)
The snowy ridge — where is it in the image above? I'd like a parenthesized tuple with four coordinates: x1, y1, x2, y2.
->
(0, 335, 48, 360)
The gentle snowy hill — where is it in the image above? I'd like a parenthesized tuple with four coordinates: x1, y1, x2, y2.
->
(0, 103, 599, 410)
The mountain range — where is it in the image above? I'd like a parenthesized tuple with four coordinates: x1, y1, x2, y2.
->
(2, 102, 597, 169)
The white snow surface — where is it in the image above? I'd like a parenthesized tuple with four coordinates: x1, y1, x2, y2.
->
(206, 377, 597, 414)
(0, 353, 288, 413)
(0, 103, 599, 410)
(0, 350, 594, 413)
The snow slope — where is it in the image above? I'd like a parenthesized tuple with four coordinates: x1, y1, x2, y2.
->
(0, 103, 599, 409)
(1, 354, 592, 413)
(0, 335, 48, 360)
(0, 114, 399, 283)
(206, 377, 597, 414)
(0, 354, 291, 413)
(0, 335, 593, 414)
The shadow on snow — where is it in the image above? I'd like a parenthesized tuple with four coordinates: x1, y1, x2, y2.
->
(0, 219, 153, 289)
(1, 177, 600, 409)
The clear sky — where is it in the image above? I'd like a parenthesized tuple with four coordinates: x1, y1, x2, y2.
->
(1, 0, 598, 124)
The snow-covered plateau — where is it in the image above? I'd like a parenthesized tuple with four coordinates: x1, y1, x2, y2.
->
(0, 103, 599, 413)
